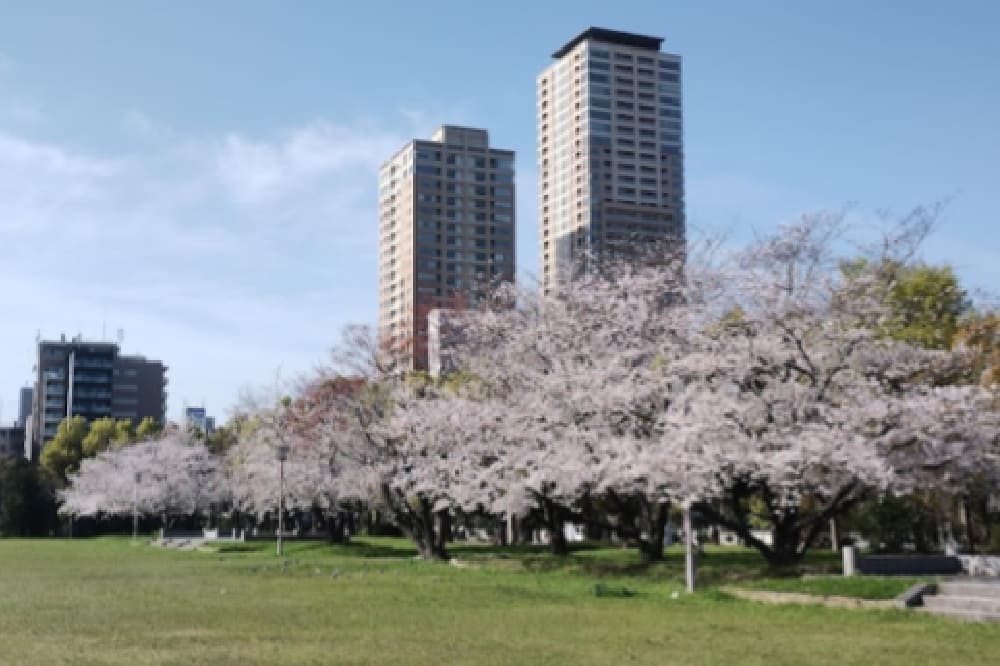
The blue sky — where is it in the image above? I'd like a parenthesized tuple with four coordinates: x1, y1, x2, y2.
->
(1, 1, 997, 423)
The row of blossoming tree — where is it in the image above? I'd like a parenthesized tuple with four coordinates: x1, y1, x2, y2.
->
(59, 212, 998, 566)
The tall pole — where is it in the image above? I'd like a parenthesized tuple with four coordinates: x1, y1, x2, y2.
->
(684, 505, 696, 593)
(276, 444, 289, 557)
(277, 457, 285, 557)
(132, 471, 140, 541)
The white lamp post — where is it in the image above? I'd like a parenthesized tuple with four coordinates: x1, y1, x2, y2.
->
(132, 471, 141, 541)
(276, 443, 290, 557)
(684, 504, 696, 593)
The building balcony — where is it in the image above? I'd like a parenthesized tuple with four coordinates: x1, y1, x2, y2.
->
(73, 374, 112, 384)
(73, 403, 112, 415)
(75, 390, 112, 399)
(74, 359, 113, 369)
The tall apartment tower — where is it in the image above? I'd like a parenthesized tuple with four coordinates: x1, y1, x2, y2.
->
(26, 336, 168, 460)
(378, 125, 516, 371)
(538, 28, 684, 290)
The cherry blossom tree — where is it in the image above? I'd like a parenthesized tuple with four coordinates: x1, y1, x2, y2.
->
(440, 210, 994, 567)
(226, 384, 361, 541)
(59, 432, 223, 526)
(290, 329, 474, 559)
(205, 208, 993, 572)
(448, 245, 727, 559)
(361, 383, 495, 559)
(682, 212, 995, 565)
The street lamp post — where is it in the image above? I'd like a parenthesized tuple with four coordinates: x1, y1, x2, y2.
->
(276, 444, 290, 557)
(684, 504, 696, 593)
(132, 471, 141, 542)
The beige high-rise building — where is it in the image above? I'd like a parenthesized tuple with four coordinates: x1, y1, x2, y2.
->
(378, 125, 515, 371)
(538, 28, 684, 291)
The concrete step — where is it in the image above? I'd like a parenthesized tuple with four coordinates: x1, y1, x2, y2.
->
(923, 595, 1000, 615)
(937, 580, 1000, 599)
(917, 606, 1000, 623)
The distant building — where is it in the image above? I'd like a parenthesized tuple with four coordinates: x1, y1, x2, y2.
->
(17, 387, 32, 427)
(0, 425, 25, 459)
(183, 406, 216, 436)
(538, 28, 685, 291)
(112, 354, 167, 424)
(26, 336, 168, 460)
(378, 125, 516, 371)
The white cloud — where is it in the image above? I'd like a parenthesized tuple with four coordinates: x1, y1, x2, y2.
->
(0, 106, 411, 421)
(215, 121, 404, 205)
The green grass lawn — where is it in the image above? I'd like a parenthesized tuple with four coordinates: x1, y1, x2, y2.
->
(0, 537, 996, 666)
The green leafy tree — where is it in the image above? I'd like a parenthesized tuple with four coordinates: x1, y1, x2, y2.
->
(81, 418, 134, 457)
(39, 416, 89, 482)
(842, 262, 986, 551)
(885, 264, 971, 350)
(840, 260, 971, 350)
(0, 458, 58, 536)
(136, 417, 161, 440)
(204, 424, 238, 455)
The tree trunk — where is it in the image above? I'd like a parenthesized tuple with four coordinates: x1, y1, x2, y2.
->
(541, 498, 568, 556)
(379, 486, 449, 560)
(963, 497, 976, 554)
(434, 510, 452, 554)
(637, 499, 669, 562)
(326, 510, 350, 544)
(696, 501, 805, 568)
(767, 516, 804, 567)
(979, 496, 992, 547)
(411, 499, 449, 560)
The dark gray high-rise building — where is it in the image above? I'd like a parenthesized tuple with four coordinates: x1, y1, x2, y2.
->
(17, 386, 33, 427)
(112, 354, 168, 424)
(0, 426, 25, 459)
(26, 336, 168, 460)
